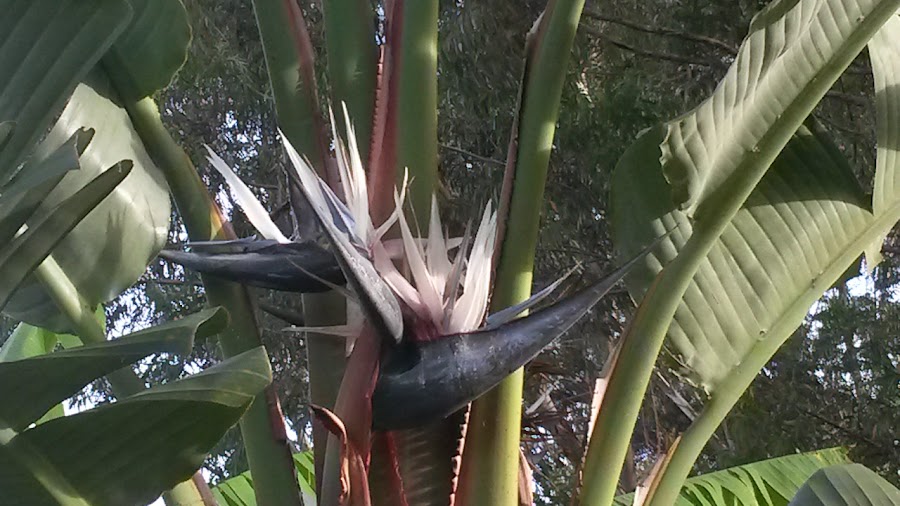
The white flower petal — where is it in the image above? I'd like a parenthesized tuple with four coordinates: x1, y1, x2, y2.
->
(449, 202, 496, 333)
(205, 145, 290, 244)
(427, 196, 453, 294)
(395, 192, 445, 326)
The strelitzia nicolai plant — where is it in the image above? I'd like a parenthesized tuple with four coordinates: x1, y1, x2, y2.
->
(7, 0, 900, 504)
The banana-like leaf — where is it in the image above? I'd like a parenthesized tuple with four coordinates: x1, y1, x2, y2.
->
(1, 346, 271, 506)
(865, 12, 900, 267)
(789, 464, 900, 505)
(613, 448, 851, 506)
(585, 3, 900, 503)
(0, 0, 131, 181)
(0, 321, 84, 427)
(0, 323, 61, 363)
(602, 12, 900, 506)
(211, 451, 317, 506)
(614, 123, 872, 392)
(0, 307, 226, 432)
(660, 0, 899, 220)
(101, 0, 191, 102)
(0, 164, 133, 312)
(3, 73, 171, 332)
(0, 122, 13, 151)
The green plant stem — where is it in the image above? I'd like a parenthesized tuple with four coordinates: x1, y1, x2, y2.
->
(30, 256, 143, 396)
(644, 205, 900, 506)
(126, 97, 302, 506)
(323, 0, 376, 159)
(395, 0, 439, 222)
(457, 2, 584, 504)
(251, 1, 351, 494)
(252, 0, 324, 163)
(302, 292, 347, 493)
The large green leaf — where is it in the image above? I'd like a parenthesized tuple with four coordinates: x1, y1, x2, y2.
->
(582, 2, 900, 504)
(0, 0, 131, 181)
(0, 323, 60, 363)
(0, 164, 132, 312)
(660, 0, 900, 220)
(211, 451, 317, 506)
(3, 73, 172, 332)
(0, 321, 85, 427)
(0, 307, 226, 432)
(609, 14, 900, 506)
(614, 123, 872, 392)
(865, 12, 900, 266)
(613, 448, 851, 506)
(101, 0, 192, 101)
(789, 464, 900, 505)
(1, 346, 271, 506)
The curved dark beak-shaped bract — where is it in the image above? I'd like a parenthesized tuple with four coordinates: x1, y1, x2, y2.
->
(371, 250, 647, 430)
(159, 239, 345, 292)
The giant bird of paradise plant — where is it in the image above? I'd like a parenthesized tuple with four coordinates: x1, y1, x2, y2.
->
(3, 0, 900, 506)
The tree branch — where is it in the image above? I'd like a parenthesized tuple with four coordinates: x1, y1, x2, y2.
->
(582, 8, 738, 54)
(439, 143, 506, 167)
(580, 24, 726, 69)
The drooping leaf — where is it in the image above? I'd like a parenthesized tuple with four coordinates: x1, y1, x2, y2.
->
(0, 321, 89, 427)
(2, 346, 271, 506)
(789, 464, 900, 506)
(0, 0, 131, 182)
(100, 0, 192, 102)
(0, 307, 226, 432)
(3, 73, 172, 332)
(0, 164, 132, 312)
(612, 448, 851, 506)
(211, 451, 317, 506)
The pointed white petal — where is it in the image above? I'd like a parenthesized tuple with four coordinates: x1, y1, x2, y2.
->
(341, 103, 371, 239)
(426, 196, 453, 293)
(372, 240, 429, 319)
(395, 192, 445, 326)
(205, 145, 290, 244)
(449, 202, 496, 333)
(373, 169, 409, 243)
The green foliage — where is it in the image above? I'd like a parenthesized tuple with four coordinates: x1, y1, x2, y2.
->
(790, 464, 900, 505)
(0, 308, 272, 506)
(212, 451, 316, 506)
(613, 448, 851, 506)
